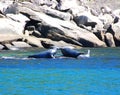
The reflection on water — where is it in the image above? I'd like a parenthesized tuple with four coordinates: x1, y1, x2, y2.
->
(0, 47, 120, 95)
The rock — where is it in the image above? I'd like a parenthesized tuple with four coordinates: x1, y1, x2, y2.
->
(41, 40, 54, 49)
(111, 22, 120, 46)
(77, 31, 106, 47)
(6, 13, 30, 25)
(30, 0, 58, 8)
(99, 14, 114, 25)
(105, 33, 115, 47)
(4, 43, 19, 50)
(112, 22, 120, 40)
(3, 2, 19, 14)
(40, 39, 80, 48)
(0, 44, 4, 50)
(113, 9, 120, 18)
(0, 18, 25, 35)
(101, 6, 112, 14)
(0, 34, 22, 43)
(19, 2, 72, 21)
(12, 41, 32, 48)
(24, 36, 43, 47)
(4, 43, 13, 50)
(0, 1, 13, 14)
(56, 0, 81, 11)
(94, 30, 105, 41)
(0, 14, 5, 18)
(70, 6, 88, 16)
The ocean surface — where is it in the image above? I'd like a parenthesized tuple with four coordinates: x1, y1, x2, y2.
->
(0, 47, 120, 95)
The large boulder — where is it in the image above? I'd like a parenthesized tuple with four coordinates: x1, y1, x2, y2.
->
(110, 22, 120, 46)
(105, 33, 115, 47)
(0, 18, 25, 35)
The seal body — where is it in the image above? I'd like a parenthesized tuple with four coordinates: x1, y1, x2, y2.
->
(61, 48, 81, 58)
(28, 48, 57, 58)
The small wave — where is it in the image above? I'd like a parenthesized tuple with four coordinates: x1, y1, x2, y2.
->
(1, 56, 29, 60)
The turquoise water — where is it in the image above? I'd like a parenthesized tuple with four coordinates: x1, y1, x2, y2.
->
(0, 48, 120, 95)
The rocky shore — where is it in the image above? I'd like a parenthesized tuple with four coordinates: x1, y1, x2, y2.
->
(0, 0, 120, 50)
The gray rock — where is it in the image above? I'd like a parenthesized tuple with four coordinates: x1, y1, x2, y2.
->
(3, 2, 19, 14)
(112, 22, 120, 41)
(105, 33, 115, 47)
(0, 18, 25, 35)
(110, 22, 120, 46)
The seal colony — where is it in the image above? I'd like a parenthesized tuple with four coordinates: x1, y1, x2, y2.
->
(28, 46, 90, 59)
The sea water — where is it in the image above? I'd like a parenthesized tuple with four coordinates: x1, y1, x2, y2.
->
(0, 48, 120, 95)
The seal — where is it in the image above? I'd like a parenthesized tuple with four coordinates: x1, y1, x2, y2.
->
(28, 47, 58, 58)
(60, 47, 90, 58)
